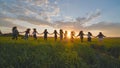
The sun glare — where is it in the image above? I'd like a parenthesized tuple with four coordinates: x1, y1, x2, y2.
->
(67, 31, 71, 39)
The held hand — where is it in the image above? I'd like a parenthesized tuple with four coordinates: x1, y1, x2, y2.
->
(37, 32, 39, 34)
(94, 36, 97, 38)
(74, 36, 78, 38)
(49, 33, 53, 35)
(19, 31, 25, 33)
(84, 34, 88, 36)
(57, 33, 60, 35)
(37, 33, 40, 35)
(91, 36, 95, 38)
(39, 33, 44, 35)
(104, 35, 106, 37)
(76, 35, 79, 37)
(28, 34, 31, 37)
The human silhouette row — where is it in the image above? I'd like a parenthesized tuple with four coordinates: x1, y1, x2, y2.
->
(11, 26, 106, 42)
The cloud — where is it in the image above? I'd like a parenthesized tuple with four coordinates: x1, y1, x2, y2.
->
(86, 22, 120, 36)
(0, 0, 60, 26)
(0, 0, 119, 36)
(87, 22, 120, 31)
(76, 9, 101, 26)
(0, 18, 25, 29)
(0, 0, 101, 29)
(0, 18, 14, 28)
(53, 9, 101, 30)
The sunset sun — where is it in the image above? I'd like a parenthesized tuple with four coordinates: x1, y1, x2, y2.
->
(67, 31, 71, 39)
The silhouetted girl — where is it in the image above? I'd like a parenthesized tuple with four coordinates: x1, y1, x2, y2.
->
(12, 26, 19, 40)
(59, 29, 64, 41)
(71, 31, 75, 42)
(96, 32, 106, 42)
(42, 29, 49, 40)
(51, 30, 58, 41)
(24, 28, 31, 40)
(87, 32, 93, 42)
(32, 28, 39, 40)
(77, 31, 84, 42)
(64, 31, 68, 40)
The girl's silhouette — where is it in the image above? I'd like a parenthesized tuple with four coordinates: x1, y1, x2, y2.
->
(87, 32, 93, 42)
(59, 29, 64, 41)
(24, 28, 31, 40)
(77, 31, 84, 42)
(12, 26, 19, 40)
(51, 30, 58, 41)
(71, 31, 75, 42)
(42, 29, 49, 40)
(64, 31, 68, 40)
(96, 32, 106, 42)
(32, 28, 39, 40)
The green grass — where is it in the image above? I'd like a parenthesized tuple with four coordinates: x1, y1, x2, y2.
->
(0, 36, 120, 68)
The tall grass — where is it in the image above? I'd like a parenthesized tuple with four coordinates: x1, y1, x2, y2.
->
(0, 36, 120, 68)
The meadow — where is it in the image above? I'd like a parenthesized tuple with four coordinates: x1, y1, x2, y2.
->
(0, 36, 120, 68)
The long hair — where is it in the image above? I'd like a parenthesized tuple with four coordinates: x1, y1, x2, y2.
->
(12, 26, 17, 31)
(33, 28, 37, 32)
(26, 28, 31, 33)
(88, 32, 92, 36)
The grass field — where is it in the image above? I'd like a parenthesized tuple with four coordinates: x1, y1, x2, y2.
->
(0, 36, 120, 68)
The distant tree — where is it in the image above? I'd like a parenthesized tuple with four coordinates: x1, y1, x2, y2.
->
(0, 30, 2, 35)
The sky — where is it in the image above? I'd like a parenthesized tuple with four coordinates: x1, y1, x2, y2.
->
(0, 0, 120, 37)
